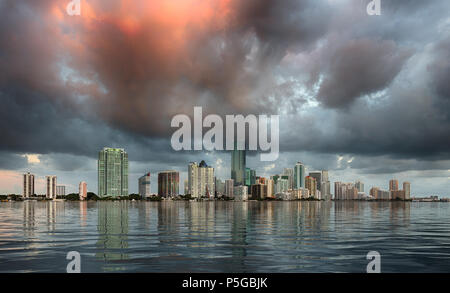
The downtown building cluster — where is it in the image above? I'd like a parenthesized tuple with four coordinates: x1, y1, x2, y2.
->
(20, 147, 412, 201)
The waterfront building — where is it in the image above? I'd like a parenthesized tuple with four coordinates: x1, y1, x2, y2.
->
(46, 176, 57, 199)
(234, 185, 248, 201)
(188, 161, 215, 198)
(225, 179, 234, 198)
(403, 182, 411, 200)
(215, 178, 225, 196)
(283, 168, 294, 190)
(308, 171, 322, 191)
(245, 168, 256, 187)
(391, 190, 406, 200)
(98, 147, 128, 198)
(79, 181, 87, 200)
(139, 173, 151, 199)
(184, 179, 189, 195)
(370, 187, 390, 200)
(251, 184, 267, 200)
(294, 162, 306, 189)
(389, 179, 399, 191)
(305, 176, 317, 199)
(275, 178, 289, 194)
(355, 180, 365, 193)
(158, 171, 179, 197)
(231, 145, 246, 186)
(23, 172, 35, 198)
(266, 179, 274, 198)
(56, 185, 66, 197)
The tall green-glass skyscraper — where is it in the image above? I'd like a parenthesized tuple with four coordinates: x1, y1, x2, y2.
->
(98, 147, 128, 197)
(294, 162, 306, 189)
(231, 146, 246, 186)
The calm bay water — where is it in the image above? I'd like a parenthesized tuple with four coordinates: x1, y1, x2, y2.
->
(0, 200, 450, 273)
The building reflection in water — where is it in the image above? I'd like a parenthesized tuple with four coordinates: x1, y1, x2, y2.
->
(23, 201, 35, 237)
(229, 201, 248, 270)
(79, 201, 88, 227)
(182, 202, 216, 248)
(389, 201, 411, 226)
(96, 202, 129, 263)
(46, 201, 65, 232)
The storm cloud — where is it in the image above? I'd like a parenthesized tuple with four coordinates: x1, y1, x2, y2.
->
(0, 0, 449, 195)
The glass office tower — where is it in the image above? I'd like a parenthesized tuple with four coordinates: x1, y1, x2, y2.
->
(98, 147, 129, 197)
(231, 147, 246, 186)
(294, 162, 306, 189)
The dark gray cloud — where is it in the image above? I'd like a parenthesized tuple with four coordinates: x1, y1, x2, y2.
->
(316, 39, 412, 108)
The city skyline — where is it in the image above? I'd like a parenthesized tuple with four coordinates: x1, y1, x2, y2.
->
(5, 146, 429, 201)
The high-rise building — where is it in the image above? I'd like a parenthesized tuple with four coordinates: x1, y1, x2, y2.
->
(355, 180, 364, 193)
(389, 179, 399, 191)
(275, 178, 289, 194)
(215, 178, 225, 196)
(184, 179, 189, 195)
(283, 168, 294, 190)
(23, 172, 35, 198)
(46, 176, 57, 199)
(98, 147, 129, 198)
(225, 179, 234, 198)
(79, 181, 87, 200)
(231, 146, 246, 186)
(321, 181, 331, 198)
(322, 170, 329, 183)
(158, 171, 179, 197)
(308, 171, 322, 191)
(251, 184, 267, 200)
(138, 173, 151, 199)
(245, 168, 256, 187)
(56, 186, 66, 197)
(403, 182, 411, 200)
(294, 162, 306, 189)
(305, 176, 317, 199)
(188, 161, 215, 198)
(266, 179, 274, 198)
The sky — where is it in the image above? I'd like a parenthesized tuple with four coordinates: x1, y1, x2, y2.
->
(0, 0, 449, 196)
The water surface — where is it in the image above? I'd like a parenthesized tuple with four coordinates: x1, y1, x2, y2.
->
(0, 200, 449, 273)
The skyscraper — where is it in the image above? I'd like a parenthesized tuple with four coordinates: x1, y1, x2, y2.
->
(138, 173, 151, 199)
(403, 182, 411, 200)
(188, 161, 215, 198)
(275, 178, 289, 193)
(184, 179, 189, 195)
(389, 179, 399, 191)
(355, 180, 364, 193)
(294, 162, 306, 189)
(158, 171, 179, 197)
(225, 179, 234, 198)
(308, 171, 322, 191)
(79, 181, 87, 200)
(231, 146, 246, 186)
(283, 168, 294, 190)
(23, 172, 35, 198)
(98, 147, 129, 198)
(305, 176, 317, 199)
(46, 176, 57, 199)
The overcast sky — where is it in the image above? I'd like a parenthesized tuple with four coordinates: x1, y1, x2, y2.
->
(0, 0, 449, 196)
